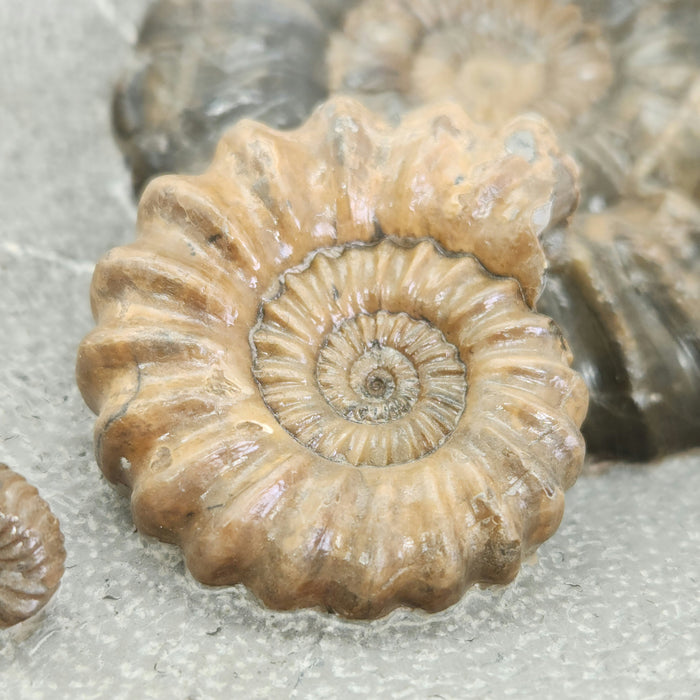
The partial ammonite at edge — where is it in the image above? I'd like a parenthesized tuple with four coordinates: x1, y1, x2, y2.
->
(327, 0, 613, 130)
(111, 0, 348, 194)
(0, 464, 66, 628)
(77, 98, 587, 618)
(539, 191, 700, 460)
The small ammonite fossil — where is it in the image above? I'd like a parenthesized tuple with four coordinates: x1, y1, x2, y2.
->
(77, 98, 587, 618)
(0, 464, 66, 628)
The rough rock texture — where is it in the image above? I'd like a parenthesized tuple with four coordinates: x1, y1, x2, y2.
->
(0, 0, 699, 696)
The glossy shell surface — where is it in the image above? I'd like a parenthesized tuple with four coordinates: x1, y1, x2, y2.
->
(0, 464, 65, 628)
(539, 192, 700, 460)
(78, 99, 586, 618)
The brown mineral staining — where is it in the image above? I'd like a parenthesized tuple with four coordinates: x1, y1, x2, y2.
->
(77, 98, 586, 618)
(0, 464, 65, 628)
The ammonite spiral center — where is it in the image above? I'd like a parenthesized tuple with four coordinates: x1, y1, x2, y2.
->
(252, 244, 469, 467)
(317, 315, 424, 424)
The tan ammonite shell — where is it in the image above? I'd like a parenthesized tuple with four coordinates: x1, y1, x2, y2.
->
(327, 0, 613, 130)
(77, 98, 587, 618)
(0, 464, 66, 628)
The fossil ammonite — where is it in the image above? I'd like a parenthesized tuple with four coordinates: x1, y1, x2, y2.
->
(112, 0, 350, 194)
(327, 0, 613, 130)
(539, 190, 700, 460)
(0, 464, 66, 628)
(77, 98, 587, 618)
(109, 1, 700, 466)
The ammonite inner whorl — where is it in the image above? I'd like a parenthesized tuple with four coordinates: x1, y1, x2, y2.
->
(0, 464, 66, 628)
(253, 245, 470, 467)
(77, 98, 586, 618)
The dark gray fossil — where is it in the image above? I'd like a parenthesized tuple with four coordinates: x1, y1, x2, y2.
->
(113, 0, 356, 194)
(110, 0, 700, 462)
(538, 193, 700, 460)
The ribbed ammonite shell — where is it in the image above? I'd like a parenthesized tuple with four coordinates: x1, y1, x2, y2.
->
(77, 98, 586, 618)
(327, 0, 613, 130)
(539, 191, 700, 461)
(0, 464, 66, 628)
(613, 2, 700, 200)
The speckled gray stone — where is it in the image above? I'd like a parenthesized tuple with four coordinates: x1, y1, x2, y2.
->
(0, 2, 699, 698)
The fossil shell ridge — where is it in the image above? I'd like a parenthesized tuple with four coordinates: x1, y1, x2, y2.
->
(539, 191, 700, 460)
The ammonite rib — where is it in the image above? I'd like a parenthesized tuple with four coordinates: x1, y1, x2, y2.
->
(0, 464, 65, 628)
(78, 98, 586, 617)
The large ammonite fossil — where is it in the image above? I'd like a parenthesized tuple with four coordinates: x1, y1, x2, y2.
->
(0, 464, 66, 628)
(108, 0, 700, 466)
(77, 98, 587, 618)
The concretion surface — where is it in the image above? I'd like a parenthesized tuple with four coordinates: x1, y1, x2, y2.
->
(1, 0, 699, 696)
